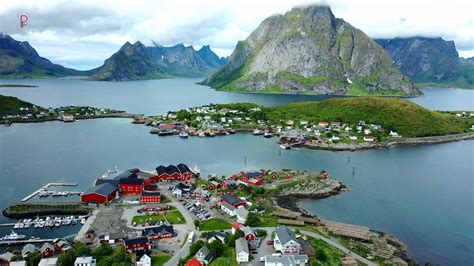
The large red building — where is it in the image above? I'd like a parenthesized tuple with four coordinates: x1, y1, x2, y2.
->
(142, 225, 176, 240)
(220, 193, 246, 208)
(119, 178, 144, 195)
(140, 191, 161, 203)
(81, 183, 118, 203)
(124, 237, 153, 253)
(177, 163, 194, 180)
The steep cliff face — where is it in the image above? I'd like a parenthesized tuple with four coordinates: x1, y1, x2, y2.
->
(203, 5, 418, 95)
(375, 37, 461, 82)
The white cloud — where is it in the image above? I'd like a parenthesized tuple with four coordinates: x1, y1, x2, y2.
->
(1, 0, 473, 69)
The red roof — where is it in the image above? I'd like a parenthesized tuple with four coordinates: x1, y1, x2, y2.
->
(185, 258, 204, 266)
(232, 222, 242, 229)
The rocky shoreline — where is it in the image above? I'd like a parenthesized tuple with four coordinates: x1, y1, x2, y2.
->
(285, 132, 474, 152)
(1, 112, 136, 124)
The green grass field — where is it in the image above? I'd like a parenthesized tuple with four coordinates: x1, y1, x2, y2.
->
(151, 252, 171, 266)
(132, 207, 186, 225)
(198, 218, 232, 231)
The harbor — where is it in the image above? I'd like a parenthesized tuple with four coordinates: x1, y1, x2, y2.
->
(21, 183, 80, 202)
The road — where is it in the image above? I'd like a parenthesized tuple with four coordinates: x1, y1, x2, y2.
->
(165, 201, 197, 266)
(299, 229, 377, 266)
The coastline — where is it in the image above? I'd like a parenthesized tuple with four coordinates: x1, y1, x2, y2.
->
(283, 132, 474, 152)
(1, 112, 136, 124)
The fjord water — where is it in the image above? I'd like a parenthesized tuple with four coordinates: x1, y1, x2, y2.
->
(0, 78, 473, 265)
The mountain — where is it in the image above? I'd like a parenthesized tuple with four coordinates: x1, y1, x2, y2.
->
(460, 57, 474, 65)
(0, 94, 37, 118)
(375, 37, 474, 88)
(90, 42, 226, 81)
(0, 33, 94, 78)
(89, 41, 170, 81)
(201, 5, 418, 96)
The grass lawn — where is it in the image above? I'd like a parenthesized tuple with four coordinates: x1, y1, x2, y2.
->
(151, 252, 171, 266)
(132, 207, 185, 225)
(209, 247, 238, 266)
(164, 208, 186, 224)
(308, 237, 345, 266)
(199, 218, 232, 231)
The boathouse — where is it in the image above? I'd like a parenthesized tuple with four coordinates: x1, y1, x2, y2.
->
(140, 191, 161, 203)
(156, 165, 169, 180)
(166, 165, 181, 179)
(40, 243, 55, 258)
(142, 224, 176, 240)
(119, 178, 144, 195)
(177, 163, 194, 180)
(81, 183, 118, 203)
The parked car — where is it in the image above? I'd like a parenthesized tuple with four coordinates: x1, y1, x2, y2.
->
(267, 240, 274, 245)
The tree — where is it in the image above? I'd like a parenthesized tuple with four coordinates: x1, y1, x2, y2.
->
(207, 240, 224, 257)
(189, 240, 205, 257)
(244, 212, 261, 227)
(58, 251, 77, 266)
(314, 248, 328, 261)
(74, 242, 92, 257)
(27, 252, 42, 266)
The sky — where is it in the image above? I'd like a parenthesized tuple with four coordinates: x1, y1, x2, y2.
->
(0, 0, 473, 70)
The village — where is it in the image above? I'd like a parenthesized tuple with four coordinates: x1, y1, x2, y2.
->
(132, 103, 406, 149)
(2, 104, 130, 125)
(0, 163, 413, 266)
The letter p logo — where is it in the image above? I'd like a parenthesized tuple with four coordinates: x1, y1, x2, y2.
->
(19, 14, 29, 28)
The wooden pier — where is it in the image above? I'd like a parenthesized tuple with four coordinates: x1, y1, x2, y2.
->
(21, 183, 79, 202)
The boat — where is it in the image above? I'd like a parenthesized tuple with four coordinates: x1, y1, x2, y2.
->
(197, 130, 205, 138)
(71, 218, 77, 225)
(280, 144, 291, 150)
(150, 128, 160, 134)
(80, 218, 86, 225)
(179, 130, 189, 138)
(18, 223, 24, 229)
(62, 114, 75, 122)
(228, 129, 236, 134)
(1, 231, 26, 241)
(4, 120, 12, 127)
(55, 221, 61, 227)
(192, 165, 200, 176)
(253, 128, 263, 135)
(38, 221, 45, 228)
(263, 132, 274, 138)
(14, 223, 20, 229)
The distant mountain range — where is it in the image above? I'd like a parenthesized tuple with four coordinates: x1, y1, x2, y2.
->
(0, 33, 225, 81)
(460, 57, 474, 65)
(201, 5, 419, 96)
(89, 42, 227, 81)
(375, 37, 474, 88)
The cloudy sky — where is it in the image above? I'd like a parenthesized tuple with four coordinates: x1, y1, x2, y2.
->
(0, 0, 473, 70)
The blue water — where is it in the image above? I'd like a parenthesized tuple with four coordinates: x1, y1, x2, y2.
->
(0, 78, 473, 265)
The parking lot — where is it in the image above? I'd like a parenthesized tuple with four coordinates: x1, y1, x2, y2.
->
(182, 200, 214, 221)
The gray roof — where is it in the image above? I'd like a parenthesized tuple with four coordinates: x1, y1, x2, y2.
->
(264, 254, 309, 264)
(22, 244, 36, 256)
(85, 182, 117, 196)
(221, 201, 236, 212)
(40, 242, 55, 253)
(242, 226, 255, 236)
(235, 238, 249, 254)
(235, 207, 249, 218)
(275, 226, 299, 246)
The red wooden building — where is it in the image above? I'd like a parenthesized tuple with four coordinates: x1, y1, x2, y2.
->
(243, 226, 257, 241)
(177, 163, 194, 180)
(220, 193, 246, 208)
(119, 178, 144, 195)
(140, 191, 161, 203)
(142, 225, 176, 240)
(40, 243, 55, 258)
(81, 183, 118, 203)
(166, 165, 181, 180)
(124, 237, 153, 253)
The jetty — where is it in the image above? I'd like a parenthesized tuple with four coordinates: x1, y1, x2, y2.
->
(21, 183, 79, 202)
(0, 238, 54, 246)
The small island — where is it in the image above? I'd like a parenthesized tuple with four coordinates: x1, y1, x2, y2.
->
(134, 97, 474, 151)
(0, 95, 135, 124)
(0, 84, 39, 88)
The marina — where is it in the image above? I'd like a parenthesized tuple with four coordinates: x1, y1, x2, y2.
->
(21, 183, 80, 202)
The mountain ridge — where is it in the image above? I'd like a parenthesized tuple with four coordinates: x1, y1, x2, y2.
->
(202, 5, 419, 96)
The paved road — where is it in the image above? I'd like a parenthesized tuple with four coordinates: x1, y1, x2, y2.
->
(165, 201, 197, 266)
(299, 229, 377, 266)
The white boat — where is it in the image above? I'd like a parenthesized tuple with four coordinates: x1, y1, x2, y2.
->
(192, 165, 200, 175)
(14, 223, 20, 229)
(55, 221, 61, 227)
(253, 128, 262, 135)
(280, 144, 291, 150)
(197, 130, 205, 138)
(1, 231, 26, 241)
(179, 130, 189, 138)
(263, 132, 274, 138)
(38, 221, 45, 228)
(80, 218, 86, 225)
(18, 223, 24, 229)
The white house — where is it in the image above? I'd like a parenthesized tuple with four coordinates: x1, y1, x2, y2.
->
(389, 131, 400, 137)
(235, 207, 249, 223)
(195, 246, 213, 265)
(364, 136, 375, 142)
(235, 238, 250, 263)
(220, 201, 236, 216)
(74, 256, 96, 266)
(349, 136, 357, 141)
(136, 254, 151, 266)
(38, 258, 59, 266)
(331, 135, 340, 141)
(364, 128, 371, 135)
(273, 226, 303, 254)
(264, 254, 309, 266)
(10, 261, 27, 266)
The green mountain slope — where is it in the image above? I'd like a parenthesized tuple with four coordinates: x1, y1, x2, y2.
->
(266, 97, 470, 137)
(202, 5, 419, 96)
(0, 95, 37, 117)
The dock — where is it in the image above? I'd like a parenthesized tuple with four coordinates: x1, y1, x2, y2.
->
(0, 238, 54, 246)
(21, 183, 79, 202)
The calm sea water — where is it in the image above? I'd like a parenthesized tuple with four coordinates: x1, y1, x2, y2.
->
(0, 79, 473, 265)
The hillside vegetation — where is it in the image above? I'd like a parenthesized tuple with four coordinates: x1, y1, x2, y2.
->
(0, 95, 36, 117)
(265, 97, 471, 137)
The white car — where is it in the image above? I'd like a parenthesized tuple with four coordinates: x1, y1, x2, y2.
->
(259, 257, 265, 262)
